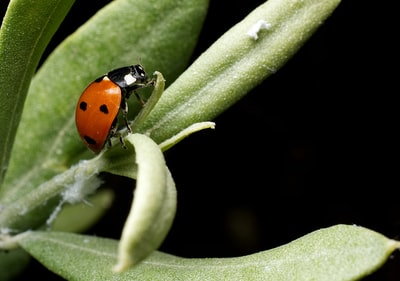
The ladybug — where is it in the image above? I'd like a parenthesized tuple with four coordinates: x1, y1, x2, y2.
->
(75, 64, 150, 153)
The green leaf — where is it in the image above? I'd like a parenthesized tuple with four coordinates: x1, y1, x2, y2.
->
(0, 0, 209, 204)
(136, 0, 342, 143)
(0, 0, 76, 186)
(17, 225, 400, 281)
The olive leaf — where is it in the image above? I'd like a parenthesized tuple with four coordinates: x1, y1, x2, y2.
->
(17, 225, 400, 281)
(0, 0, 76, 186)
(109, 134, 177, 272)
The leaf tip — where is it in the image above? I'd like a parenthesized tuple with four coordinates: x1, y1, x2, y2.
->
(112, 259, 131, 273)
(388, 239, 400, 253)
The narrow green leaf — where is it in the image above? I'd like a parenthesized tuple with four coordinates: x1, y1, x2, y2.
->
(0, 0, 209, 204)
(18, 225, 400, 281)
(0, 0, 76, 187)
(136, 0, 341, 143)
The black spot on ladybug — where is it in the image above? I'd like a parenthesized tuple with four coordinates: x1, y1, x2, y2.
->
(99, 104, 109, 114)
(84, 136, 97, 145)
(79, 101, 87, 111)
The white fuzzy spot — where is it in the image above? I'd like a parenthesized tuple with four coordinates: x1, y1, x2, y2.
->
(247, 20, 271, 40)
(62, 174, 102, 204)
(0, 228, 13, 235)
(124, 74, 137, 86)
(46, 202, 63, 226)
(46, 161, 103, 227)
(18, 207, 28, 216)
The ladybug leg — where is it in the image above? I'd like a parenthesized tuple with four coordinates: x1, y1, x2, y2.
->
(120, 98, 132, 134)
(117, 133, 127, 150)
(146, 77, 156, 87)
(107, 118, 119, 148)
(127, 79, 155, 105)
(133, 91, 145, 106)
(108, 120, 127, 150)
(134, 79, 155, 105)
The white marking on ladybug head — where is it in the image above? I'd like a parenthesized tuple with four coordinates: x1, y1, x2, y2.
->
(124, 74, 137, 85)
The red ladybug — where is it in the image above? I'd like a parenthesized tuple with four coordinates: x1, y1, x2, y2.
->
(75, 64, 149, 153)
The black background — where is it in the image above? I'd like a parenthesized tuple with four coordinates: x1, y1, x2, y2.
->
(1, 0, 399, 280)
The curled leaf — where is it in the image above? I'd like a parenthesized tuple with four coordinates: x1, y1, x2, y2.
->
(110, 134, 177, 272)
(159, 121, 216, 152)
